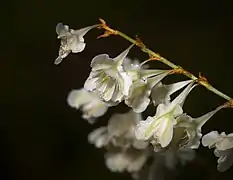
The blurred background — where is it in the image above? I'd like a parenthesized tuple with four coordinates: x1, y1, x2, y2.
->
(4, 0, 233, 179)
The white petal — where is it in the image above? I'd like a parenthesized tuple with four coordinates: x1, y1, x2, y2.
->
(135, 116, 156, 140)
(67, 89, 108, 120)
(156, 115, 174, 147)
(216, 149, 233, 172)
(54, 48, 70, 65)
(155, 103, 171, 117)
(67, 89, 92, 109)
(84, 71, 100, 91)
(107, 110, 139, 137)
(70, 41, 86, 53)
(202, 131, 223, 147)
(110, 83, 124, 102)
(82, 101, 108, 119)
(102, 81, 116, 101)
(216, 136, 233, 150)
(125, 80, 151, 113)
(105, 153, 130, 172)
(119, 71, 132, 96)
(132, 140, 149, 150)
(91, 54, 114, 70)
(56, 23, 69, 38)
(54, 56, 64, 65)
(135, 112, 174, 148)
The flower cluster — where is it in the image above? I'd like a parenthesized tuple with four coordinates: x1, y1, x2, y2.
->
(202, 131, 233, 172)
(55, 22, 233, 179)
(88, 110, 149, 175)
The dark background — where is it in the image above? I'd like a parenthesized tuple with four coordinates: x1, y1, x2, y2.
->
(5, 0, 233, 179)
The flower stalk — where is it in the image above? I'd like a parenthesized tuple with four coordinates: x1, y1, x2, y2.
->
(98, 18, 232, 103)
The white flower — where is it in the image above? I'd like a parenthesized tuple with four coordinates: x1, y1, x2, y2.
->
(173, 105, 223, 149)
(202, 131, 233, 172)
(107, 110, 141, 137)
(67, 88, 108, 123)
(151, 80, 193, 106)
(135, 81, 195, 148)
(105, 149, 148, 173)
(88, 110, 148, 149)
(125, 70, 170, 113)
(105, 152, 130, 172)
(88, 110, 149, 174)
(55, 23, 98, 65)
(107, 110, 148, 149)
(84, 45, 133, 104)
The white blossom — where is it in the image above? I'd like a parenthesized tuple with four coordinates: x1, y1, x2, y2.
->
(84, 45, 133, 104)
(67, 88, 108, 123)
(105, 149, 148, 173)
(105, 152, 130, 172)
(125, 70, 170, 113)
(88, 110, 148, 149)
(173, 105, 223, 149)
(202, 131, 233, 172)
(88, 110, 149, 174)
(107, 110, 149, 149)
(55, 23, 98, 65)
(135, 81, 195, 148)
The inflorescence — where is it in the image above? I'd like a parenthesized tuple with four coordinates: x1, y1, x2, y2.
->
(55, 19, 233, 179)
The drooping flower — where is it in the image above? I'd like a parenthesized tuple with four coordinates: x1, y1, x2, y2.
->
(88, 110, 150, 175)
(172, 105, 224, 149)
(55, 23, 98, 65)
(84, 45, 133, 104)
(67, 88, 108, 123)
(105, 148, 148, 173)
(88, 110, 148, 150)
(107, 110, 149, 149)
(202, 131, 233, 172)
(125, 69, 171, 113)
(135, 81, 196, 148)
